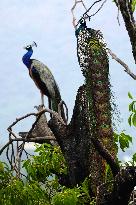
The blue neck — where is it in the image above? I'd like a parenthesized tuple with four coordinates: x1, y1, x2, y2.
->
(22, 49, 33, 68)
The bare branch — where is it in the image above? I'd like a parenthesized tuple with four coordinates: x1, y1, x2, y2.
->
(7, 128, 17, 139)
(23, 149, 33, 158)
(116, 0, 121, 26)
(0, 104, 64, 178)
(107, 48, 136, 80)
(82, 0, 107, 20)
(0, 136, 56, 155)
(71, 0, 87, 28)
(7, 107, 65, 139)
(0, 141, 11, 155)
(7, 112, 37, 131)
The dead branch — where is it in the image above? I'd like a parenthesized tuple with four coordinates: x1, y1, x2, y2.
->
(7, 107, 65, 133)
(107, 48, 136, 80)
(116, 0, 121, 26)
(0, 105, 64, 177)
(71, 0, 107, 29)
(18, 113, 43, 162)
(0, 136, 56, 155)
(7, 128, 17, 139)
(23, 149, 33, 159)
(82, 0, 107, 21)
(71, 0, 87, 28)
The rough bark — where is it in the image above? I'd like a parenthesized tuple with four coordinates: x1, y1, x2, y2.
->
(49, 85, 97, 188)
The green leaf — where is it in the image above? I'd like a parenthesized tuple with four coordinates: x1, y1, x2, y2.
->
(113, 132, 119, 142)
(118, 133, 132, 152)
(129, 102, 134, 111)
(129, 101, 136, 112)
(132, 113, 136, 127)
(22, 159, 30, 169)
(132, 153, 136, 165)
(128, 113, 133, 126)
(132, 0, 136, 12)
(128, 92, 133, 99)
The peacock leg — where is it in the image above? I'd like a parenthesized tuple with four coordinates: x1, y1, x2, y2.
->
(48, 98, 52, 118)
(41, 92, 44, 107)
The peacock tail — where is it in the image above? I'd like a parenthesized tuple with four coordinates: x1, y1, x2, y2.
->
(76, 23, 114, 152)
(76, 21, 115, 191)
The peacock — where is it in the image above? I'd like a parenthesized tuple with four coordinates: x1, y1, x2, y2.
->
(75, 19, 116, 190)
(22, 42, 66, 122)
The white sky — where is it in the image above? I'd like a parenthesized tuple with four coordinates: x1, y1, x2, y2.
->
(0, 0, 136, 161)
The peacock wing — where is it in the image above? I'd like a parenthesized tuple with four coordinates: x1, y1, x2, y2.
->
(31, 59, 60, 99)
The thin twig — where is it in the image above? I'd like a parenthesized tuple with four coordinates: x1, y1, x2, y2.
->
(83, 0, 107, 19)
(74, 0, 107, 27)
(6, 144, 12, 169)
(0, 141, 12, 155)
(71, 0, 88, 28)
(116, 0, 121, 26)
(7, 107, 65, 132)
(7, 128, 17, 139)
(18, 114, 42, 160)
(18, 107, 65, 159)
(7, 112, 37, 131)
(24, 149, 33, 158)
(11, 142, 15, 166)
(0, 136, 56, 155)
(107, 48, 136, 80)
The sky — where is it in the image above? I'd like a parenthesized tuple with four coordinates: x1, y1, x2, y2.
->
(0, 0, 136, 162)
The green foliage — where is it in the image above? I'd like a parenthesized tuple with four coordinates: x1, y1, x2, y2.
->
(112, 93, 136, 153)
(0, 144, 67, 205)
(131, 0, 136, 12)
(0, 144, 96, 205)
(0, 177, 50, 205)
(123, 152, 136, 167)
(128, 93, 136, 127)
(128, 92, 133, 100)
(52, 188, 78, 205)
(105, 163, 113, 183)
(132, 153, 136, 165)
(52, 179, 96, 205)
(23, 143, 67, 182)
(114, 132, 132, 152)
(0, 161, 12, 189)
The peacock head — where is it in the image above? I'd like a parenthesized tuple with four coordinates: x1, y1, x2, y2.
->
(23, 41, 37, 51)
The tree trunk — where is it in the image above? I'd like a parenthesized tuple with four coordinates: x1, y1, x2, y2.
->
(115, 0, 136, 64)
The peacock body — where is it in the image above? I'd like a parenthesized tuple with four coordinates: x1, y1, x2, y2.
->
(22, 45, 62, 114)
